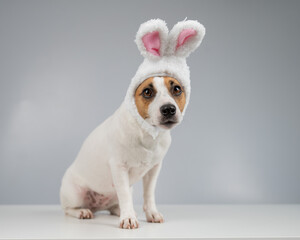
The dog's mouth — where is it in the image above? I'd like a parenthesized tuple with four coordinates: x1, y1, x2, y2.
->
(159, 118, 178, 129)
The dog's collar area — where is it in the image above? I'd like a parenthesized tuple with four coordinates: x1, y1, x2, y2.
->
(139, 117, 161, 139)
(123, 100, 161, 139)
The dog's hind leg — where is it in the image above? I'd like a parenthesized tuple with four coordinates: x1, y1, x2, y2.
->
(60, 170, 94, 219)
(64, 207, 93, 219)
(109, 204, 120, 216)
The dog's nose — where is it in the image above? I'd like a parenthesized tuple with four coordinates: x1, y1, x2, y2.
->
(160, 104, 176, 117)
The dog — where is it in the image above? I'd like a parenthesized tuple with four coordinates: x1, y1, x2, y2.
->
(60, 19, 205, 229)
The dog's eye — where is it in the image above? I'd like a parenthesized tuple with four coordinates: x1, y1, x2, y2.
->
(172, 85, 182, 96)
(142, 88, 154, 99)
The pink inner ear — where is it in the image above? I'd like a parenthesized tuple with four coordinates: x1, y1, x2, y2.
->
(176, 28, 197, 50)
(142, 31, 160, 56)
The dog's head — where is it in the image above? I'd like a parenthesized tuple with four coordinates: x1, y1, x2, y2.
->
(135, 76, 186, 130)
(125, 19, 205, 136)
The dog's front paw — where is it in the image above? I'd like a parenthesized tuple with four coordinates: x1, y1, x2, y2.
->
(145, 210, 164, 223)
(119, 215, 139, 229)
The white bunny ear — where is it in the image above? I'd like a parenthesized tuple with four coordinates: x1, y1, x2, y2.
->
(135, 19, 169, 60)
(167, 20, 205, 58)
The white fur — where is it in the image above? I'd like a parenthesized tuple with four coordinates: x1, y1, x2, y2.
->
(60, 78, 178, 228)
(146, 77, 182, 128)
(60, 19, 205, 229)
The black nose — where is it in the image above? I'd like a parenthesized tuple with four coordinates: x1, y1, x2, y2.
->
(160, 104, 176, 117)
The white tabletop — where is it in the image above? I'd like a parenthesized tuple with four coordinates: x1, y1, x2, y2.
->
(0, 205, 299, 239)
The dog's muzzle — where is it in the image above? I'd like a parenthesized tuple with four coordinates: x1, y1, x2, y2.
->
(160, 104, 176, 118)
(159, 104, 178, 128)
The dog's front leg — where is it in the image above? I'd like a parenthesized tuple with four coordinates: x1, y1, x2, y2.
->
(110, 161, 138, 229)
(143, 162, 164, 223)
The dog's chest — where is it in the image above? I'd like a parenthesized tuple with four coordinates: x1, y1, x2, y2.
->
(128, 150, 156, 183)
(126, 135, 168, 184)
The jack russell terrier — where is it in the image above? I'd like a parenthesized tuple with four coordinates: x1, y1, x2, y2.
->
(60, 19, 205, 229)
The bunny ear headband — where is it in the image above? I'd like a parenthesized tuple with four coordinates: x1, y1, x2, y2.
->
(125, 19, 206, 138)
(136, 19, 205, 59)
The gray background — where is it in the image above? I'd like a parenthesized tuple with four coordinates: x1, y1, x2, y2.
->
(0, 0, 299, 204)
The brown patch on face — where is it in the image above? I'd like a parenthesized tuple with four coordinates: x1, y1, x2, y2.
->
(134, 77, 156, 119)
(163, 77, 186, 112)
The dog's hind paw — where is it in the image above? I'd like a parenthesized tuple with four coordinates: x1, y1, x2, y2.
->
(65, 208, 94, 219)
(78, 209, 93, 219)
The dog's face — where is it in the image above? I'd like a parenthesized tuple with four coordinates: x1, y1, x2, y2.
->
(135, 76, 186, 130)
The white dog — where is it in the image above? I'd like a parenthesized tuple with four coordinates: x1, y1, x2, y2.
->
(60, 19, 205, 229)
